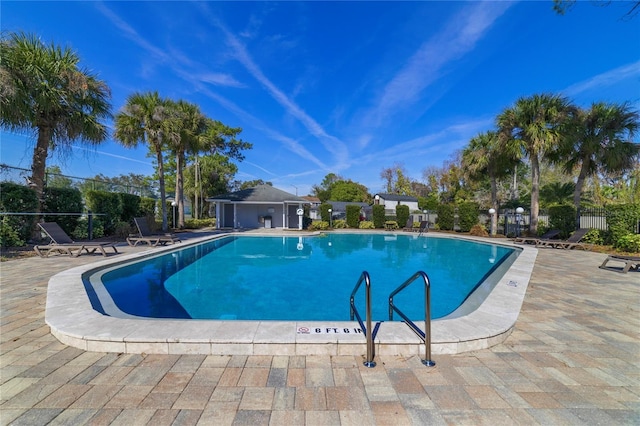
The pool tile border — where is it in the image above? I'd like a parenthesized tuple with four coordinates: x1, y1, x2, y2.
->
(45, 232, 537, 356)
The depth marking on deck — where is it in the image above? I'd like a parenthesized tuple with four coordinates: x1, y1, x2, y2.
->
(297, 326, 363, 334)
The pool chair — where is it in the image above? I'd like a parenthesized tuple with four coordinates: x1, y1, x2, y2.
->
(416, 220, 429, 234)
(34, 222, 119, 258)
(599, 254, 640, 273)
(536, 228, 589, 250)
(402, 218, 414, 232)
(127, 217, 181, 247)
(513, 229, 560, 245)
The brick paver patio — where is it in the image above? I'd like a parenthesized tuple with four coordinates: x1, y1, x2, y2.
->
(1, 234, 638, 425)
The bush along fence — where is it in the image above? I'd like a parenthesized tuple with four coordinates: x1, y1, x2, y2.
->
(0, 182, 157, 247)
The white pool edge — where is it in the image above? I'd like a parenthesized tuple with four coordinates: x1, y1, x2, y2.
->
(45, 232, 537, 357)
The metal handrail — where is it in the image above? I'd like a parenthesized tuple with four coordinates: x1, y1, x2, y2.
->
(388, 271, 435, 367)
(349, 271, 376, 368)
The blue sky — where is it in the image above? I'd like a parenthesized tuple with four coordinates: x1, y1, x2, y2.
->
(1, 1, 639, 196)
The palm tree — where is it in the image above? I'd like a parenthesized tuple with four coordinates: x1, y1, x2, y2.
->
(552, 102, 639, 219)
(462, 131, 519, 235)
(0, 32, 111, 219)
(114, 92, 175, 231)
(497, 93, 575, 234)
(169, 100, 204, 228)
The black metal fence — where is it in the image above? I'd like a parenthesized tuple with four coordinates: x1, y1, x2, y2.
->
(419, 206, 639, 236)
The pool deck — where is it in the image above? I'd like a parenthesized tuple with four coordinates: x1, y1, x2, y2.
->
(1, 230, 639, 425)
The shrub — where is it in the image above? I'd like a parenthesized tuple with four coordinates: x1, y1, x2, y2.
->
(581, 228, 604, 245)
(0, 216, 25, 247)
(359, 220, 374, 229)
(43, 187, 83, 236)
(436, 204, 455, 231)
(139, 197, 156, 218)
(118, 193, 141, 223)
(395, 204, 410, 229)
(346, 205, 361, 228)
(605, 203, 640, 245)
(72, 216, 104, 239)
(372, 205, 386, 228)
(309, 220, 329, 231)
(469, 223, 488, 237)
(185, 218, 216, 229)
(615, 234, 640, 253)
(113, 221, 133, 238)
(458, 202, 479, 233)
(548, 204, 576, 238)
(333, 219, 347, 229)
(85, 190, 122, 234)
(320, 203, 333, 222)
(0, 182, 38, 242)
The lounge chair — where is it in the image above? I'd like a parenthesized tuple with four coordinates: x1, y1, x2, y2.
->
(536, 228, 589, 250)
(34, 222, 119, 258)
(402, 218, 414, 232)
(599, 255, 640, 273)
(126, 217, 181, 247)
(514, 229, 561, 245)
(416, 221, 429, 234)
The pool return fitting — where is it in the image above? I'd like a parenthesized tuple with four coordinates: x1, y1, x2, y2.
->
(350, 270, 435, 368)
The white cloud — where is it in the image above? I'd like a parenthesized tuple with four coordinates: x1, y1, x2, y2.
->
(197, 4, 350, 169)
(563, 60, 640, 97)
(362, 1, 513, 128)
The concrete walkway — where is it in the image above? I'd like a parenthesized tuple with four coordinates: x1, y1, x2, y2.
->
(1, 236, 638, 425)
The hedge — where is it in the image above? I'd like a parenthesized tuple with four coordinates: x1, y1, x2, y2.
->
(0, 182, 38, 244)
(395, 204, 410, 229)
(548, 204, 577, 239)
(458, 202, 479, 233)
(346, 205, 361, 228)
(372, 204, 386, 228)
(43, 187, 83, 236)
(436, 204, 455, 231)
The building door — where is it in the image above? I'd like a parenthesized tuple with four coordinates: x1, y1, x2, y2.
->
(224, 204, 234, 228)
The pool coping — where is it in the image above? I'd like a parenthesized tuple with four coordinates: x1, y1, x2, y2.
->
(45, 231, 537, 357)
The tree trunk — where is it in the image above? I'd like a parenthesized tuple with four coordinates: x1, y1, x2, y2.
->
(574, 158, 590, 229)
(156, 149, 168, 232)
(30, 126, 51, 239)
(175, 151, 185, 228)
(530, 154, 541, 234)
(490, 174, 498, 236)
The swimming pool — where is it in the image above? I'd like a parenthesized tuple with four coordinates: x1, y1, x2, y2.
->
(88, 233, 515, 321)
(46, 230, 536, 355)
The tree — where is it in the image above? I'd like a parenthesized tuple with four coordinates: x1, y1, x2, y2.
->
(190, 118, 251, 219)
(239, 180, 272, 190)
(497, 93, 575, 233)
(551, 102, 639, 219)
(329, 180, 370, 202)
(184, 154, 238, 218)
(380, 164, 415, 195)
(45, 166, 73, 188)
(168, 100, 203, 228)
(312, 173, 343, 202)
(539, 182, 576, 207)
(462, 131, 518, 235)
(0, 32, 111, 223)
(114, 91, 174, 231)
(553, 0, 640, 19)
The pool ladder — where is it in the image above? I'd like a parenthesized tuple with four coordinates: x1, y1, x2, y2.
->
(350, 271, 379, 368)
(389, 271, 436, 367)
(350, 270, 435, 368)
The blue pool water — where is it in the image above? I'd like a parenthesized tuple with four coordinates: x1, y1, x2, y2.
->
(91, 233, 515, 321)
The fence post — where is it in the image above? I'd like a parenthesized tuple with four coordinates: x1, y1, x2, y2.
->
(88, 211, 93, 241)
